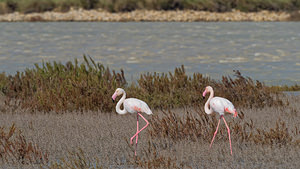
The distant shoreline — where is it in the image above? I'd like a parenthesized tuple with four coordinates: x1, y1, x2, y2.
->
(0, 8, 299, 22)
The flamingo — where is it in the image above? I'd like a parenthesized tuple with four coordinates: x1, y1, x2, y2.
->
(112, 88, 152, 156)
(202, 86, 238, 155)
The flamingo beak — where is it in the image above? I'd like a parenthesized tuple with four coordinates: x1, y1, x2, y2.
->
(112, 92, 117, 103)
(202, 90, 207, 99)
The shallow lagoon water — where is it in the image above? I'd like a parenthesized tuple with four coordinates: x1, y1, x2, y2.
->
(0, 22, 299, 85)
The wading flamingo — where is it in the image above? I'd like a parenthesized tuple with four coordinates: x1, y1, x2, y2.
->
(112, 88, 152, 156)
(203, 86, 238, 155)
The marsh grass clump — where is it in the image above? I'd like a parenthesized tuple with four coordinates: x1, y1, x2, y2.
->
(148, 109, 297, 146)
(0, 124, 48, 165)
(148, 109, 217, 142)
(270, 83, 300, 91)
(48, 148, 103, 169)
(217, 70, 284, 108)
(3, 55, 126, 112)
(129, 65, 212, 109)
(131, 67, 283, 110)
(252, 120, 293, 146)
(126, 140, 185, 169)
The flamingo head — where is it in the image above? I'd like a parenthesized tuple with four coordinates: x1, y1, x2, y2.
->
(202, 86, 213, 99)
(112, 88, 124, 102)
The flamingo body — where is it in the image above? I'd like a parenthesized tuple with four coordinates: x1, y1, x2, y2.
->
(203, 86, 238, 155)
(124, 98, 152, 115)
(112, 88, 152, 156)
(209, 97, 235, 116)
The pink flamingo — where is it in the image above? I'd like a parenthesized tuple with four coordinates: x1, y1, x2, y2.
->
(203, 86, 238, 155)
(112, 88, 152, 156)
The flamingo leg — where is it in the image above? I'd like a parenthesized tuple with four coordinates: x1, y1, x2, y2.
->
(130, 113, 149, 146)
(135, 114, 139, 156)
(210, 117, 221, 148)
(222, 116, 233, 155)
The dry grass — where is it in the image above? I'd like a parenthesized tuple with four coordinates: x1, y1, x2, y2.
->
(149, 109, 297, 146)
(0, 124, 48, 166)
(0, 94, 299, 168)
(270, 83, 300, 91)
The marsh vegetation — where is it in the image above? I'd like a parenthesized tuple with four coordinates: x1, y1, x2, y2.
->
(1, 0, 300, 14)
(0, 57, 299, 168)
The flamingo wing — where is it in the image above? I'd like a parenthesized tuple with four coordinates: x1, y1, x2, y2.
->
(210, 97, 235, 115)
(124, 98, 152, 115)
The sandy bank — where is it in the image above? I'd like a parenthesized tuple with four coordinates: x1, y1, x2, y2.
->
(0, 8, 294, 22)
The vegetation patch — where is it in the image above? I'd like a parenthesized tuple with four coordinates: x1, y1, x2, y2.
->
(149, 109, 298, 146)
(0, 0, 300, 14)
(270, 84, 300, 91)
(0, 124, 48, 165)
(48, 148, 103, 169)
(0, 55, 284, 113)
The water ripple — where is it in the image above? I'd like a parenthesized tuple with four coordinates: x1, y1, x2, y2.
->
(0, 22, 299, 85)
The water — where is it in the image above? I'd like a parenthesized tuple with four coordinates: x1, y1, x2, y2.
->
(0, 22, 299, 85)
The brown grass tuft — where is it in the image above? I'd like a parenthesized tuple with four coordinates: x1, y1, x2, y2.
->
(0, 124, 48, 165)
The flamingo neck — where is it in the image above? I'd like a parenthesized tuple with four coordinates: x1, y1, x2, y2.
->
(204, 88, 214, 115)
(116, 90, 127, 115)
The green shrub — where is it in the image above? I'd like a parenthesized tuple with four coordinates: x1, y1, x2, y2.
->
(1, 0, 300, 14)
(0, 2, 9, 14)
(17, 0, 56, 13)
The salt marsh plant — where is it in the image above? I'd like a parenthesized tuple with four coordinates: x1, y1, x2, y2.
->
(48, 148, 103, 169)
(2, 55, 126, 112)
(0, 124, 48, 165)
(126, 107, 299, 168)
(0, 56, 284, 113)
(148, 109, 298, 146)
(127, 67, 283, 111)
